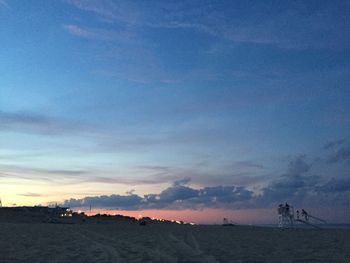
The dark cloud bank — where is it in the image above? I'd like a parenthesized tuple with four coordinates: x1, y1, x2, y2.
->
(63, 149, 350, 210)
(63, 180, 254, 210)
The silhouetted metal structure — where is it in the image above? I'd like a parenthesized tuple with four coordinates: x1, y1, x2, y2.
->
(278, 204, 327, 229)
(278, 203, 294, 228)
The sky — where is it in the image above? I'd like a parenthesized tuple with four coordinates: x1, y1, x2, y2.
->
(0, 0, 350, 224)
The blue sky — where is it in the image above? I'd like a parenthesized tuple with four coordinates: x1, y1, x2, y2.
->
(1, 0, 350, 223)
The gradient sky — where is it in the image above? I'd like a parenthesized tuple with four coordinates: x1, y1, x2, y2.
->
(1, 0, 350, 224)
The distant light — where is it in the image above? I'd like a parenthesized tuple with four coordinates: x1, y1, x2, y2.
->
(78, 210, 82, 214)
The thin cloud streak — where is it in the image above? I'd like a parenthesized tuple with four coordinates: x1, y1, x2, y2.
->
(67, 0, 350, 49)
(0, 111, 93, 136)
(0, 165, 90, 184)
(64, 24, 101, 39)
(20, 193, 42, 197)
(0, 164, 177, 186)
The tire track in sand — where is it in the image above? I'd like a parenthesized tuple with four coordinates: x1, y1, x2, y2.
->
(166, 232, 218, 263)
(73, 228, 122, 263)
(76, 227, 176, 262)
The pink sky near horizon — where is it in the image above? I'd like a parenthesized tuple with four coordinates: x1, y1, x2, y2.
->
(72, 207, 350, 225)
(77, 207, 276, 225)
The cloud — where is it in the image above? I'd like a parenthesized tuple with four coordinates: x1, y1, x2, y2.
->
(134, 165, 173, 178)
(63, 24, 134, 42)
(125, 189, 135, 195)
(0, 111, 50, 127)
(0, 164, 173, 186)
(323, 138, 350, 164)
(20, 193, 42, 197)
(260, 174, 320, 206)
(0, 165, 92, 184)
(317, 177, 350, 193)
(61, 153, 350, 210)
(258, 155, 318, 206)
(153, 185, 198, 204)
(233, 160, 265, 170)
(63, 179, 254, 210)
(81, 175, 176, 185)
(327, 147, 350, 164)
(0, 0, 9, 9)
(133, 163, 269, 188)
(62, 1, 350, 87)
(173, 177, 191, 186)
(67, 0, 350, 50)
(1, 163, 193, 187)
(258, 153, 350, 208)
(67, 0, 140, 25)
(323, 139, 346, 150)
(286, 155, 311, 175)
(64, 194, 143, 209)
(0, 110, 93, 136)
(64, 24, 101, 39)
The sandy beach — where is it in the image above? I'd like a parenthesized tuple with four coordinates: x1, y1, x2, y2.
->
(0, 221, 349, 263)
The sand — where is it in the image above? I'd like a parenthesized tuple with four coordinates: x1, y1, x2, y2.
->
(0, 222, 349, 262)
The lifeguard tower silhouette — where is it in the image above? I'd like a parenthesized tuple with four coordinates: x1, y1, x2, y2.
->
(277, 203, 327, 229)
(278, 203, 294, 228)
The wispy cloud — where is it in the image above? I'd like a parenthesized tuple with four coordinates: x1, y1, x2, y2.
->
(62, 0, 350, 87)
(64, 24, 102, 39)
(0, 164, 178, 186)
(20, 193, 42, 197)
(0, 0, 10, 9)
(233, 161, 265, 170)
(323, 138, 350, 164)
(63, 24, 134, 42)
(317, 177, 350, 193)
(0, 165, 91, 183)
(327, 147, 350, 164)
(0, 111, 50, 126)
(66, 0, 350, 50)
(67, 0, 141, 25)
(323, 139, 346, 150)
(0, 110, 93, 136)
